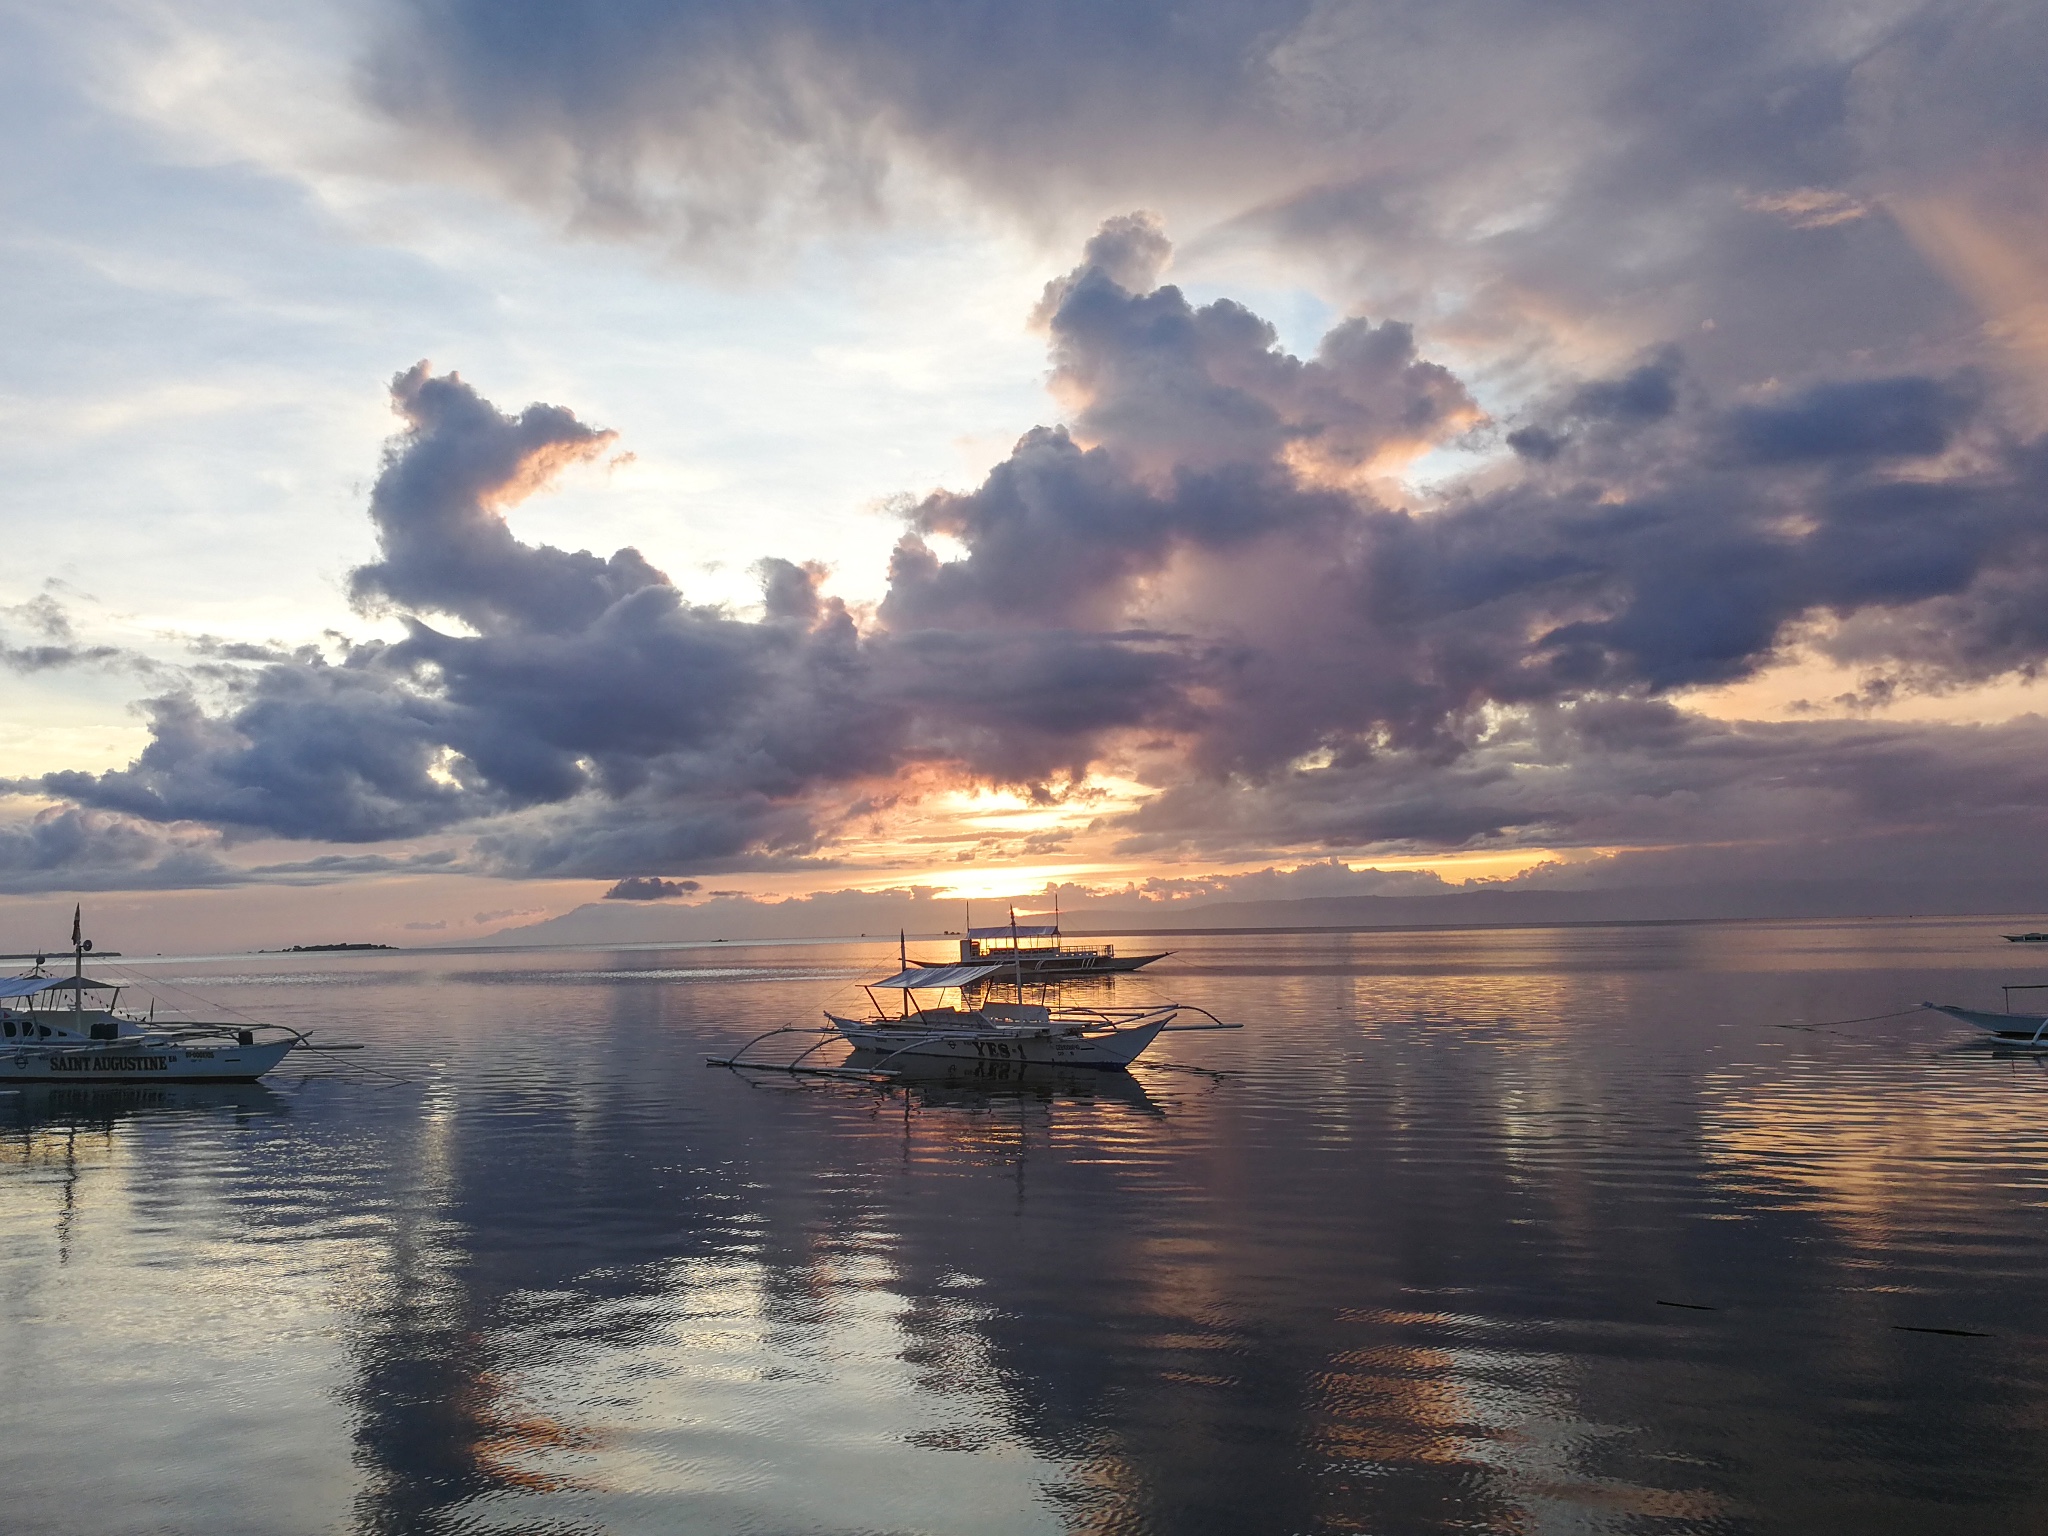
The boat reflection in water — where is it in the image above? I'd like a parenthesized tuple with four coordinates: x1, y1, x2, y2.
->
(714, 953, 1238, 1078)
(4, 1080, 285, 1128)
(10, 923, 2048, 1533)
(837, 1048, 1168, 1112)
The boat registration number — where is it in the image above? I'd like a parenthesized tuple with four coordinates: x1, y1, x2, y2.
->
(972, 1040, 1019, 1058)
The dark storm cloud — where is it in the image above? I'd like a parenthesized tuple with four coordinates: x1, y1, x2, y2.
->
(1568, 353, 1680, 428)
(886, 237, 2048, 790)
(1720, 375, 1982, 465)
(31, 348, 1203, 871)
(1110, 700, 2048, 867)
(604, 876, 700, 900)
(36, 365, 891, 854)
(0, 807, 234, 895)
(362, 0, 1312, 247)
(352, 1, 2048, 401)
(350, 362, 653, 634)
(0, 812, 463, 894)
(27, 220, 2048, 884)
(1028, 210, 1480, 481)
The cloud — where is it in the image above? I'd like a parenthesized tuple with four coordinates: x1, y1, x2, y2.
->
(1720, 375, 1982, 464)
(603, 876, 701, 900)
(1743, 188, 1870, 230)
(32, 350, 1203, 868)
(0, 806, 236, 894)
(1032, 215, 1480, 482)
(1106, 859, 1456, 906)
(245, 850, 462, 878)
(344, 1, 2046, 403)
(359, 0, 1313, 252)
(1109, 700, 2048, 866)
(26, 217, 2048, 893)
(0, 593, 149, 676)
(472, 907, 538, 923)
(349, 362, 645, 634)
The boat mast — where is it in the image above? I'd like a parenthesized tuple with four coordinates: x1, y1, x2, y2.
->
(898, 929, 910, 1018)
(1009, 904, 1023, 1001)
(70, 904, 83, 1037)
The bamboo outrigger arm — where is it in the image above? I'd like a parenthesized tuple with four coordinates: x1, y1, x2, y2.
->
(1155, 1005, 1241, 1031)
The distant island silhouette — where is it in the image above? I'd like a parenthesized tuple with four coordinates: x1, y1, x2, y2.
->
(265, 943, 398, 953)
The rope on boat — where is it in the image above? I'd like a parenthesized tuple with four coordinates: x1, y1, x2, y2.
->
(1773, 1006, 1923, 1033)
(1812, 1006, 1924, 1026)
(94, 961, 283, 1035)
(85, 961, 414, 1085)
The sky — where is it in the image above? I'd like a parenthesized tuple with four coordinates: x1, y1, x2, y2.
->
(4, 0, 2048, 952)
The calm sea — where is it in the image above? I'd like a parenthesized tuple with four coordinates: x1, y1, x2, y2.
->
(5, 919, 2048, 1534)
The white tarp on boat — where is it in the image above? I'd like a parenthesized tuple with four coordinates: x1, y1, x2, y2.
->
(967, 924, 1057, 939)
(0, 974, 117, 998)
(870, 964, 1003, 990)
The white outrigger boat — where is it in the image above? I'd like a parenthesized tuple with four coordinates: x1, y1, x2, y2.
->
(1924, 983, 2048, 1043)
(917, 901, 1169, 978)
(710, 957, 1237, 1079)
(0, 910, 299, 1083)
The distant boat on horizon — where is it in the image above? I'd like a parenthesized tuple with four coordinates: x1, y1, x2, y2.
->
(914, 904, 1169, 977)
(2004, 932, 2048, 942)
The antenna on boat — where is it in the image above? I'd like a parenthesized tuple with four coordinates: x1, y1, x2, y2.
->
(1009, 904, 1024, 1001)
(71, 903, 87, 1037)
(898, 929, 910, 1018)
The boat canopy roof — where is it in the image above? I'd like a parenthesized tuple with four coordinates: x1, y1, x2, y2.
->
(871, 964, 1002, 990)
(967, 924, 1057, 939)
(0, 974, 117, 999)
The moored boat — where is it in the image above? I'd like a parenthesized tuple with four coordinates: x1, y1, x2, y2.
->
(918, 905, 1169, 978)
(830, 963, 1180, 1068)
(0, 911, 299, 1083)
(710, 960, 1237, 1077)
(1923, 1002, 2048, 1041)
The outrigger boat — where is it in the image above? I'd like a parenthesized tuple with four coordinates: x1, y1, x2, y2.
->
(916, 902, 1168, 978)
(0, 909, 299, 1083)
(710, 950, 1237, 1080)
(1925, 983, 2048, 1042)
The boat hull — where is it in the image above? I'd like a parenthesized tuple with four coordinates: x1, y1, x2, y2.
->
(915, 952, 1168, 976)
(1924, 1003, 2048, 1040)
(826, 1014, 1167, 1070)
(0, 1039, 297, 1082)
